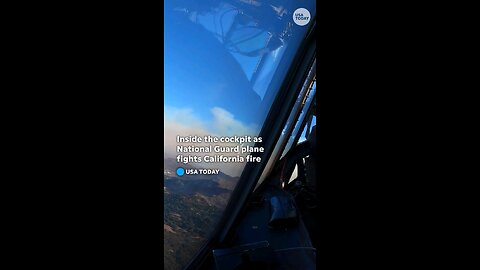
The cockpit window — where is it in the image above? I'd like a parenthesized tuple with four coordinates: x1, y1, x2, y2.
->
(164, 1, 315, 269)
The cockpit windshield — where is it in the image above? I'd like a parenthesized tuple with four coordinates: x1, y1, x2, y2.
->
(164, 1, 315, 269)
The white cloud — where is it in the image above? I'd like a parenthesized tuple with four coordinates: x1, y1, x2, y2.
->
(164, 106, 260, 177)
(210, 107, 258, 136)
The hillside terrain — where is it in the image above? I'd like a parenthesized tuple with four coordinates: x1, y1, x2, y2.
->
(164, 158, 238, 270)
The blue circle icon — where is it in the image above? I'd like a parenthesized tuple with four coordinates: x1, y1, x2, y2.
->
(176, 167, 185, 176)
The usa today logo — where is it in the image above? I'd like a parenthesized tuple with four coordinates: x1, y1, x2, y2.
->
(293, 8, 311, 26)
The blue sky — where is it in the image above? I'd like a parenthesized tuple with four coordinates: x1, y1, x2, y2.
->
(164, 7, 263, 125)
(163, 8, 268, 176)
(164, 0, 316, 124)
